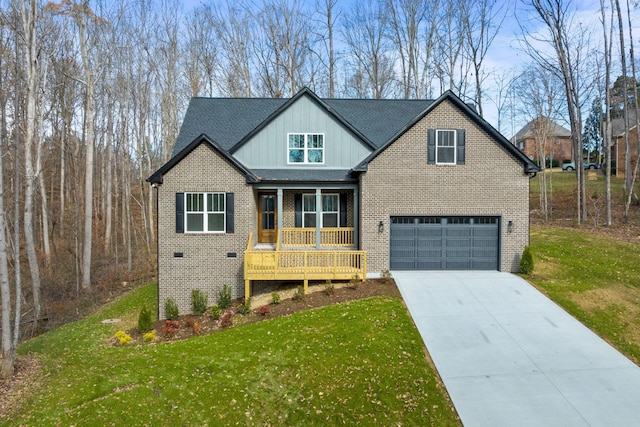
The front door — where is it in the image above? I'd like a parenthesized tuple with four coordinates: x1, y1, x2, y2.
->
(258, 192, 277, 243)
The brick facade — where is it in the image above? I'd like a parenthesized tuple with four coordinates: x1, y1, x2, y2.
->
(360, 100, 530, 273)
(156, 144, 255, 318)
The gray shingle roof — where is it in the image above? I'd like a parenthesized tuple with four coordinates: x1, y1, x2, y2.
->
(251, 169, 356, 182)
(611, 110, 638, 137)
(513, 117, 571, 142)
(171, 96, 433, 157)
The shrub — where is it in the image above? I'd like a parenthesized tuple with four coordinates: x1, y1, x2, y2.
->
(271, 292, 281, 305)
(219, 312, 234, 328)
(292, 285, 306, 302)
(165, 298, 179, 321)
(137, 306, 154, 333)
(350, 274, 362, 289)
(143, 330, 156, 343)
(218, 284, 232, 309)
(381, 269, 392, 285)
(192, 321, 201, 335)
(114, 330, 132, 346)
(209, 304, 222, 320)
(323, 279, 335, 296)
(191, 289, 208, 315)
(520, 246, 534, 275)
(162, 320, 179, 337)
(238, 299, 251, 315)
(258, 305, 270, 316)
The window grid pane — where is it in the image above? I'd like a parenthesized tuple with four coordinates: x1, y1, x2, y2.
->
(185, 192, 225, 232)
(436, 130, 456, 164)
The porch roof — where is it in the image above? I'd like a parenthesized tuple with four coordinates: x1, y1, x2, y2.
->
(251, 169, 357, 183)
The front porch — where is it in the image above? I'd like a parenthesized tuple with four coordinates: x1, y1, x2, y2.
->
(244, 232, 366, 301)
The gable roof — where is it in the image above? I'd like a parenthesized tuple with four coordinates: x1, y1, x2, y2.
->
(611, 110, 638, 137)
(513, 117, 571, 142)
(147, 134, 258, 184)
(171, 89, 434, 158)
(353, 90, 539, 174)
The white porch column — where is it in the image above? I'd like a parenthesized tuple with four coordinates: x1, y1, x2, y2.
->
(315, 188, 322, 249)
(277, 188, 283, 247)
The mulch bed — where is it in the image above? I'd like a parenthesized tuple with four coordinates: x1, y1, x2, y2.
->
(128, 279, 401, 343)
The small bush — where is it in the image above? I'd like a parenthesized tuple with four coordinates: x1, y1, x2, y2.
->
(165, 298, 179, 321)
(271, 292, 281, 305)
(381, 269, 392, 285)
(137, 306, 154, 333)
(520, 246, 534, 275)
(192, 322, 201, 335)
(209, 304, 222, 320)
(323, 279, 335, 296)
(191, 289, 208, 315)
(114, 330, 132, 346)
(143, 330, 156, 343)
(350, 274, 362, 289)
(258, 305, 270, 316)
(238, 299, 251, 315)
(162, 320, 179, 337)
(219, 312, 234, 328)
(218, 284, 232, 309)
(292, 285, 306, 302)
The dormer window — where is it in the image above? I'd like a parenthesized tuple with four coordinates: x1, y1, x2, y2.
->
(288, 133, 324, 164)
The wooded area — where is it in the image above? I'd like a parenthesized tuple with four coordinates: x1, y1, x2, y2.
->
(1, 0, 639, 377)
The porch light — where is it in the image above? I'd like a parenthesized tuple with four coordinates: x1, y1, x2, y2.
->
(378, 220, 384, 233)
(507, 220, 514, 233)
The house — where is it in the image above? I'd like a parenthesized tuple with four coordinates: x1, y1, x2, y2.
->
(611, 110, 639, 177)
(512, 117, 573, 163)
(148, 88, 539, 318)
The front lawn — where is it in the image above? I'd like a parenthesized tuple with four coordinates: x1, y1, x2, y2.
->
(7, 285, 459, 426)
(528, 225, 640, 363)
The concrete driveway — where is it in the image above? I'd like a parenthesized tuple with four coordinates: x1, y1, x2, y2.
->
(393, 270, 640, 427)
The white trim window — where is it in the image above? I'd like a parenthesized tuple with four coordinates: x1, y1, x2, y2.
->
(302, 194, 339, 227)
(436, 129, 456, 164)
(185, 192, 225, 232)
(288, 133, 324, 164)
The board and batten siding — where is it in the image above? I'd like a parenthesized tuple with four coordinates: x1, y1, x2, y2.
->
(233, 94, 372, 169)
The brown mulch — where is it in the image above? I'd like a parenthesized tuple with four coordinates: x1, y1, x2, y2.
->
(132, 278, 401, 343)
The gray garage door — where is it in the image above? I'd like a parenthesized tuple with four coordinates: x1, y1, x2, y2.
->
(390, 216, 499, 270)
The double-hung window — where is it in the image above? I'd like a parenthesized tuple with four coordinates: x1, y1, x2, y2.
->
(185, 192, 225, 232)
(436, 129, 456, 164)
(302, 194, 339, 227)
(288, 133, 324, 164)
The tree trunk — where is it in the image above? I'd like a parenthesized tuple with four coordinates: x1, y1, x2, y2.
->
(21, 0, 42, 321)
(0, 78, 14, 379)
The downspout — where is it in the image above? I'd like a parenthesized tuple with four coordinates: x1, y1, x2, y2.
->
(152, 182, 159, 320)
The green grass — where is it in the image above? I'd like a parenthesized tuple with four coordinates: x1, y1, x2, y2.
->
(9, 285, 459, 426)
(528, 225, 640, 362)
(529, 168, 626, 213)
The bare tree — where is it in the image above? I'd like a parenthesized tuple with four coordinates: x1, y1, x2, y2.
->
(521, 0, 593, 222)
(387, 0, 439, 99)
(599, 0, 614, 226)
(0, 11, 14, 377)
(342, 0, 396, 98)
(461, 0, 507, 116)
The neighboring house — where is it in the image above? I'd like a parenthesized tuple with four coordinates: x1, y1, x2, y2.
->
(610, 110, 639, 177)
(148, 88, 539, 318)
(512, 117, 573, 163)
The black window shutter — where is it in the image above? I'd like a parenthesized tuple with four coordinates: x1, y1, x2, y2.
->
(176, 192, 184, 233)
(294, 194, 302, 227)
(339, 193, 348, 227)
(427, 129, 436, 164)
(456, 129, 466, 165)
(226, 193, 234, 233)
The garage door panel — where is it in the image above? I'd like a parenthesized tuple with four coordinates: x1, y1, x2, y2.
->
(390, 216, 499, 271)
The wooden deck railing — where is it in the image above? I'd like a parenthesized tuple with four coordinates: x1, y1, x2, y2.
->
(244, 232, 366, 301)
(281, 227, 354, 247)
